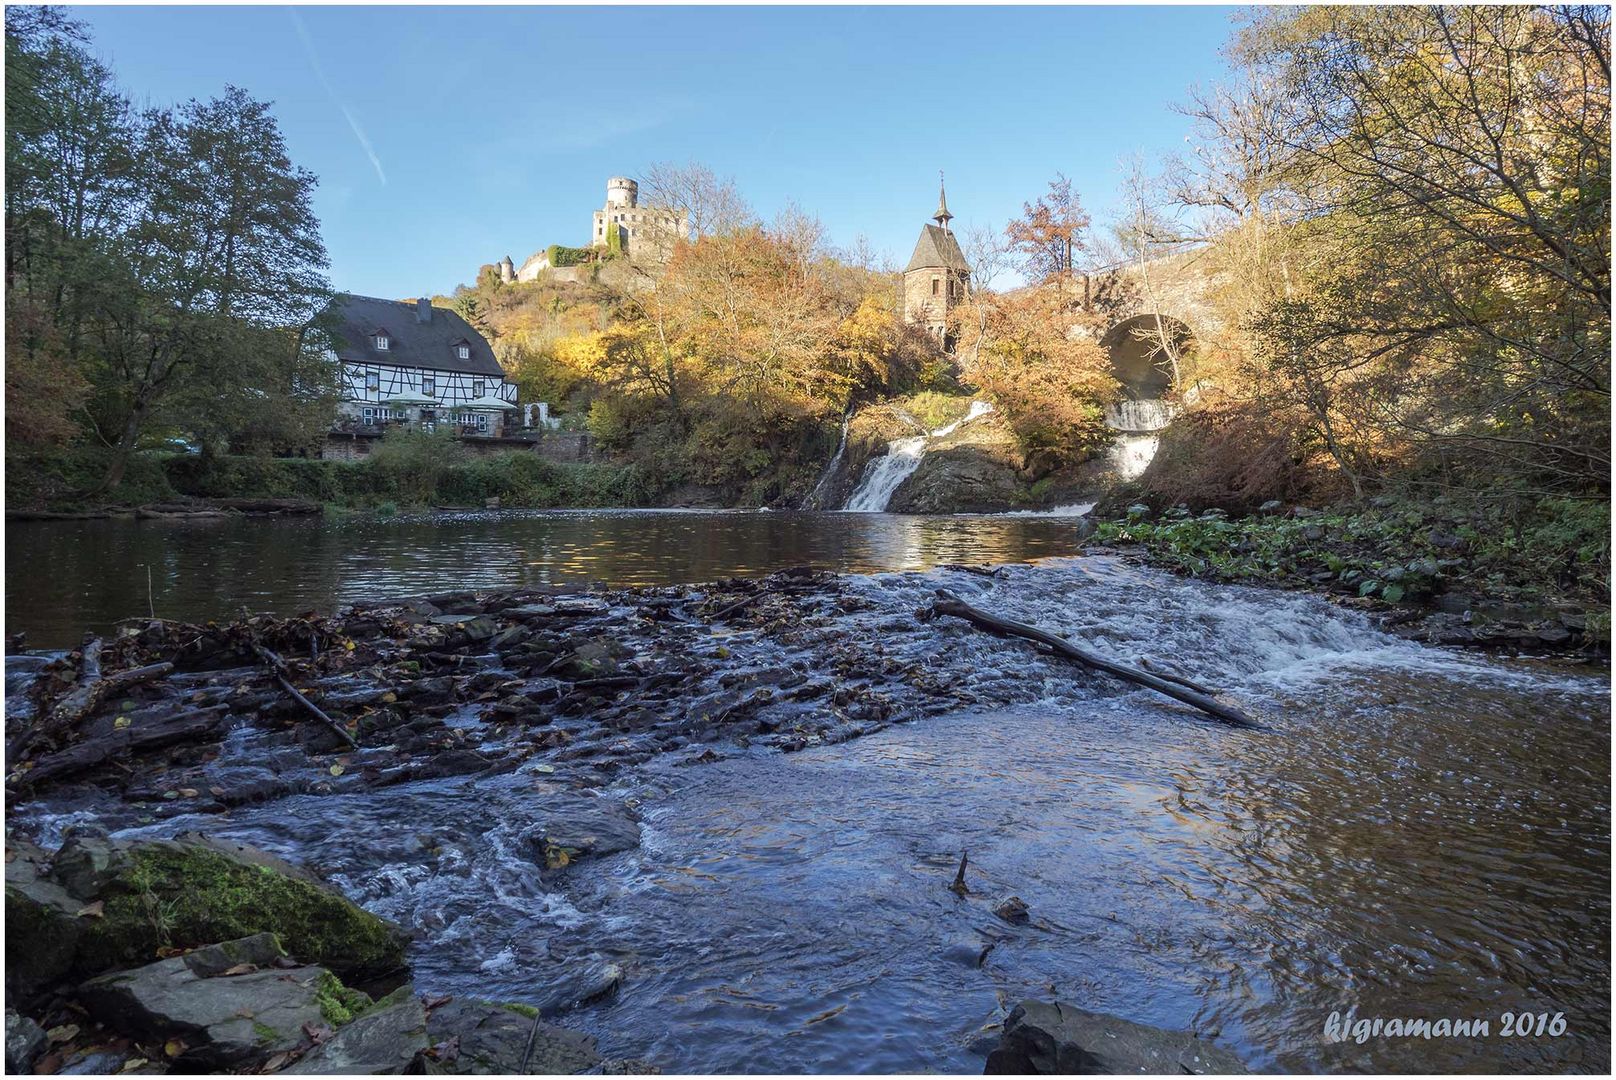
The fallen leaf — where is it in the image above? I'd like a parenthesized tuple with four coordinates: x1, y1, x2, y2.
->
(209, 786, 226, 797)
(259, 1052, 290, 1072)
(119, 1057, 149, 1072)
(45, 1024, 79, 1044)
(163, 1038, 187, 1058)
(113, 716, 131, 730)
(532, 764, 556, 774)
(75, 901, 105, 918)
(328, 764, 345, 777)
(178, 788, 199, 798)
(219, 962, 258, 976)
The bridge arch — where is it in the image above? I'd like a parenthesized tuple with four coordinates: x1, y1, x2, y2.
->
(1100, 313, 1193, 401)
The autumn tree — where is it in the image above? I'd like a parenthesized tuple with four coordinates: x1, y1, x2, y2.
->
(1005, 174, 1091, 288)
(1232, 4, 1611, 494)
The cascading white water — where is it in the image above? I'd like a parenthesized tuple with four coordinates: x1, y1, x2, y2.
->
(806, 415, 851, 509)
(1104, 398, 1176, 433)
(843, 401, 993, 512)
(1102, 397, 1176, 481)
(1108, 435, 1160, 481)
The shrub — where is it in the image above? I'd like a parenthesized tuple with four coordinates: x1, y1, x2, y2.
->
(545, 244, 595, 268)
(368, 429, 465, 505)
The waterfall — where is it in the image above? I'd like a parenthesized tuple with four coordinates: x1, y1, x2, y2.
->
(1104, 398, 1176, 433)
(806, 415, 851, 509)
(1108, 435, 1160, 481)
(1101, 397, 1175, 482)
(843, 401, 993, 512)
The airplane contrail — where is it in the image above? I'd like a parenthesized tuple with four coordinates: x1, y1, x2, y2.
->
(288, 8, 386, 185)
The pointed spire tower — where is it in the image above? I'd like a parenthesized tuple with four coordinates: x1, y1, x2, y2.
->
(903, 172, 971, 348)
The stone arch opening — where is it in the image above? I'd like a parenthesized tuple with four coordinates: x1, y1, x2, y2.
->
(1101, 314, 1194, 401)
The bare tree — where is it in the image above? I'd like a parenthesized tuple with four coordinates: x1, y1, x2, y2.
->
(640, 160, 754, 239)
(1115, 155, 1192, 392)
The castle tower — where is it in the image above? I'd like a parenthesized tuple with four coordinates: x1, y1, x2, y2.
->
(903, 174, 970, 347)
(605, 177, 639, 209)
(499, 255, 515, 284)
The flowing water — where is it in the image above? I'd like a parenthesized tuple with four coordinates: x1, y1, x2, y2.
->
(1108, 434, 1161, 481)
(8, 548, 1608, 1074)
(844, 401, 994, 512)
(806, 415, 851, 509)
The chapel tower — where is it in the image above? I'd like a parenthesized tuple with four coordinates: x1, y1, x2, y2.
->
(902, 174, 971, 348)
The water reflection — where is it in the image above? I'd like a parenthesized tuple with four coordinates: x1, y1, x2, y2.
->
(6, 510, 1086, 646)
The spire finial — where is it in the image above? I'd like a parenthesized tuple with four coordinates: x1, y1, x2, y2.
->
(933, 171, 953, 230)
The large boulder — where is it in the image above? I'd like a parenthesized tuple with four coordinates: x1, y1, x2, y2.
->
(78, 935, 341, 1068)
(5, 838, 89, 1001)
(7, 834, 409, 993)
(984, 1001, 1246, 1074)
(889, 412, 1026, 513)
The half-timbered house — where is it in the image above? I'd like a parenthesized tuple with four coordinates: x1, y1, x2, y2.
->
(328, 294, 516, 435)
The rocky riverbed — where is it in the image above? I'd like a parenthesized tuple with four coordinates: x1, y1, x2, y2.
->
(6, 558, 1607, 1073)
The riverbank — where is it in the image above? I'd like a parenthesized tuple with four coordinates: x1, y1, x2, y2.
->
(5, 446, 653, 516)
(6, 559, 1608, 1072)
(1089, 497, 1611, 656)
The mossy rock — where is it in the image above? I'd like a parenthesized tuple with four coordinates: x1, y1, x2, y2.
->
(68, 836, 408, 984)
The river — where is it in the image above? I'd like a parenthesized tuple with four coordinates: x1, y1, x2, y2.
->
(5, 514, 1609, 1073)
(6, 509, 1088, 649)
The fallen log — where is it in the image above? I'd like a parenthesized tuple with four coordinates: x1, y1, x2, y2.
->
(14, 643, 175, 758)
(923, 590, 1258, 728)
(251, 643, 358, 748)
(18, 705, 229, 790)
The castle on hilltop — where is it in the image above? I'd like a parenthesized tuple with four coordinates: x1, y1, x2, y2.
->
(500, 177, 690, 283)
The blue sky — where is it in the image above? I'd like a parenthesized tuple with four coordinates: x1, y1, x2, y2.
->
(72, 4, 1239, 298)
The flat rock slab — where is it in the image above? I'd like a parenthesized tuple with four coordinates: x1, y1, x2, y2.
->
(526, 794, 642, 870)
(285, 994, 427, 1074)
(80, 953, 331, 1068)
(985, 1000, 1246, 1075)
(424, 999, 602, 1074)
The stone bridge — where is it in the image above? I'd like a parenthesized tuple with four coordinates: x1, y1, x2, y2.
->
(1073, 251, 1223, 405)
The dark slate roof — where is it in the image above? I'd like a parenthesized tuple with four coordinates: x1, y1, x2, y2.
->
(904, 224, 969, 273)
(327, 294, 504, 377)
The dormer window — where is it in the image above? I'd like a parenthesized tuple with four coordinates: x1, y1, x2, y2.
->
(375, 334, 389, 351)
(456, 345, 470, 360)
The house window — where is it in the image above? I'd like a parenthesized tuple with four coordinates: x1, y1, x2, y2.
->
(365, 371, 379, 392)
(375, 335, 389, 351)
(456, 345, 470, 360)
(421, 376, 435, 397)
(473, 379, 485, 398)
(931, 277, 940, 296)
(474, 413, 489, 432)
(361, 406, 375, 425)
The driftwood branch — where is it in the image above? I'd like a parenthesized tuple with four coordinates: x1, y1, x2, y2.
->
(1136, 657, 1216, 696)
(924, 590, 1258, 728)
(251, 643, 358, 748)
